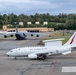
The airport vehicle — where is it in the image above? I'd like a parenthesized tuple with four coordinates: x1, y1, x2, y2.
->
(6, 32, 76, 60)
(0, 26, 50, 40)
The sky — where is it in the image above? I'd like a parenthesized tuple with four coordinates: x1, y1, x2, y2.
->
(0, 0, 76, 15)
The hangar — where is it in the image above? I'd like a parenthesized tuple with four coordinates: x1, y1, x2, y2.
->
(3, 25, 54, 32)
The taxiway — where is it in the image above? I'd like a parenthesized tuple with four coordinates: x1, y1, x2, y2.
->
(0, 38, 76, 75)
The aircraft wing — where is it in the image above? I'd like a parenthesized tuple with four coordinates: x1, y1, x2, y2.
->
(35, 51, 51, 56)
(22, 32, 51, 35)
(28, 51, 52, 59)
(15, 31, 51, 40)
(0, 31, 16, 35)
(0, 31, 16, 38)
(0, 30, 51, 40)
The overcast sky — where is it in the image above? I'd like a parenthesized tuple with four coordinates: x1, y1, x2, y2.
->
(0, 0, 76, 15)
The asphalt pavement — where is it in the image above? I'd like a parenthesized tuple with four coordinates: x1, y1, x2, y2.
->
(0, 35, 76, 75)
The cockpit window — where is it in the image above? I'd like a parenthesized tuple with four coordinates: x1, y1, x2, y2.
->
(10, 50, 13, 52)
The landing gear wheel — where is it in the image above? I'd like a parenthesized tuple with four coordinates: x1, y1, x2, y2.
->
(42, 55, 46, 60)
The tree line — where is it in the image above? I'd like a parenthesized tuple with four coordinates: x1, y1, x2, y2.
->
(0, 13, 76, 30)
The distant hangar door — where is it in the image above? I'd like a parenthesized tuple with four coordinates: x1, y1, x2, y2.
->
(27, 30, 39, 32)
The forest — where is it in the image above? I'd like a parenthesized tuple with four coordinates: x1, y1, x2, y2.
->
(0, 13, 76, 30)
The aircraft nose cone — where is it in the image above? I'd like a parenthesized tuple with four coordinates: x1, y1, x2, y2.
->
(6, 52, 10, 56)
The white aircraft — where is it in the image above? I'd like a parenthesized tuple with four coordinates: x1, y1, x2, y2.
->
(6, 32, 76, 59)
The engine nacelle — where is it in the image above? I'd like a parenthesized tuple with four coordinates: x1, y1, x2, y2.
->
(31, 34, 34, 37)
(36, 34, 39, 37)
(4, 35, 7, 38)
(10, 35, 13, 37)
(28, 54, 37, 59)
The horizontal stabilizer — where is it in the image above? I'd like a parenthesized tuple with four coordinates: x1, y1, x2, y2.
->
(62, 51, 71, 55)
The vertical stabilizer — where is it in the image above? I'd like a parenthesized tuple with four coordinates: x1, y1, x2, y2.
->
(64, 32, 76, 46)
(16, 24, 18, 33)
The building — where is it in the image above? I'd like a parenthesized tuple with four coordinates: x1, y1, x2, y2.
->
(3, 25, 54, 32)
(19, 22, 23, 26)
(27, 22, 32, 25)
(43, 22, 48, 25)
(3, 25, 7, 31)
(35, 22, 40, 25)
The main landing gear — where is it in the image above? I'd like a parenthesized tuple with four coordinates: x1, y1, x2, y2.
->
(38, 55, 46, 60)
(42, 55, 46, 60)
(14, 57, 17, 60)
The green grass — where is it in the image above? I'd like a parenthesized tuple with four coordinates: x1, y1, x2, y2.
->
(49, 32, 71, 45)
(38, 31, 71, 45)
(62, 35, 70, 45)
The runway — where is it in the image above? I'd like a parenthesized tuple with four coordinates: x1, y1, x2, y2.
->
(1, 52, 76, 75)
(0, 38, 76, 75)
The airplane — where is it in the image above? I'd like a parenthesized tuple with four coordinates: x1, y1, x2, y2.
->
(0, 25, 50, 40)
(6, 31, 76, 60)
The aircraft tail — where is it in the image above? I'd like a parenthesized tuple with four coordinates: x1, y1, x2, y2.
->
(16, 24, 18, 33)
(63, 32, 76, 46)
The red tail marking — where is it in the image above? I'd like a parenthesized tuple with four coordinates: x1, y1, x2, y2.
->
(70, 34, 76, 44)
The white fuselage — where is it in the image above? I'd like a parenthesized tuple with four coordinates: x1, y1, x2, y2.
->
(6, 46, 71, 57)
(6, 31, 76, 59)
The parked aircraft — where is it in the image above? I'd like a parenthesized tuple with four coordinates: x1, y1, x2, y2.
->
(0, 25, 50, 40)
(6, 32, 76, 59)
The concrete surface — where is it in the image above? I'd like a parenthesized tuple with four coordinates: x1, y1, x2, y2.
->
(0, 39, 76, 75)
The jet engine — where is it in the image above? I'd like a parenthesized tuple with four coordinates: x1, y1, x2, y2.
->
(10, 35, 13, 37)
(31, 34, 34, 37)
(36, 34, 39, 37)
(4, 35, 14, 38)
(4, 35, 7, 38)
(28, 54, 37, 59)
